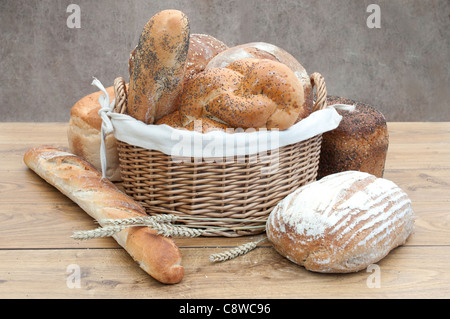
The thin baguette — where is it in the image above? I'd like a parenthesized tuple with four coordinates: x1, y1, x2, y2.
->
(23, 145, 184, 284)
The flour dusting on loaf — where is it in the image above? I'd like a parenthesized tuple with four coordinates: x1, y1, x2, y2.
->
(266, 171, 415, 273)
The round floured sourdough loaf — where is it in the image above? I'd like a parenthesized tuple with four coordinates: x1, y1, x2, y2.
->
(266, 171, 415, 273)
(67, 86, 121, 181)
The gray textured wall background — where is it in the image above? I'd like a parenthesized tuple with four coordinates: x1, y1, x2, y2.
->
(1, 0, 449, 122)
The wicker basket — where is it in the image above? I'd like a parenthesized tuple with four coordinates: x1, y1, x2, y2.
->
(112, 73, 328, 237)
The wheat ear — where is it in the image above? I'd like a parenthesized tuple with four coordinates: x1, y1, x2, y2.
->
(71, 225, 126, 240)
(209, 236, 267, 262)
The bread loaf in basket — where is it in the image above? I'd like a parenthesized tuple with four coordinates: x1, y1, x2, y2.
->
(102, 9, 337, 237)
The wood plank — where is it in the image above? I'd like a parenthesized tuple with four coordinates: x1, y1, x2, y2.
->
(385, 143, 450, 170)
(383, 169, 450, 203)
(3, 143, 449, 174)
(1, 159, 449, 249)
(0, 168, 73, 204)
(0, 202, 119, 249)
(387, 122, 450, 144)
(0, 122, 69, 144)
(409, 202, 450, 245)
(0, 201, 267, 249)
(3, 168, 448, 205)
(1, 122, 449, 299)
(1, 167, 449, 248)
(0, 200, 448, 248)
(0, 246, 449, 299)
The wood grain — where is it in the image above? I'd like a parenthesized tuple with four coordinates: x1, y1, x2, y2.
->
(1, 246, 449, 299)
(0, 122, 449, 298)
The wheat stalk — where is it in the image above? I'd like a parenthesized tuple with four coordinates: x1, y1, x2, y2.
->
(71, 214, 269, 261)
(72, 216, 207, 239)
(71, 225, 126, 240)
(73, 218, 266, 240)
(209, 236, 267, 262)
(103, 215, 206, 237)
(151, 223, 206, 238)
(100, 214, 178, 226)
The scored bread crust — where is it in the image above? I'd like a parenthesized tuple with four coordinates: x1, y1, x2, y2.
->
(23, 145, 184, 284)
(266, 171, 415, 273)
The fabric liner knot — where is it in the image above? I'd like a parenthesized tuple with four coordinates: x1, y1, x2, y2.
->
(91, 77, 115, 179)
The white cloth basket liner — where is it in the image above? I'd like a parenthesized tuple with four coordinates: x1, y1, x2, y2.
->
(92, 77, 342, 178)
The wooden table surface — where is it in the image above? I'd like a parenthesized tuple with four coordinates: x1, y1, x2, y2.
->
(1, 122, 449, 299)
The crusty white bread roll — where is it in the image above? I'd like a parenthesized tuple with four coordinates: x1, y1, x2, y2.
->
(178, 58, 307, 130)
(266, 171, 415, 273)
(127, 9, 190, 124)
(67, 86, 121, 181)
(23, 145, 184, 284)
(206, 42, 313, 120)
